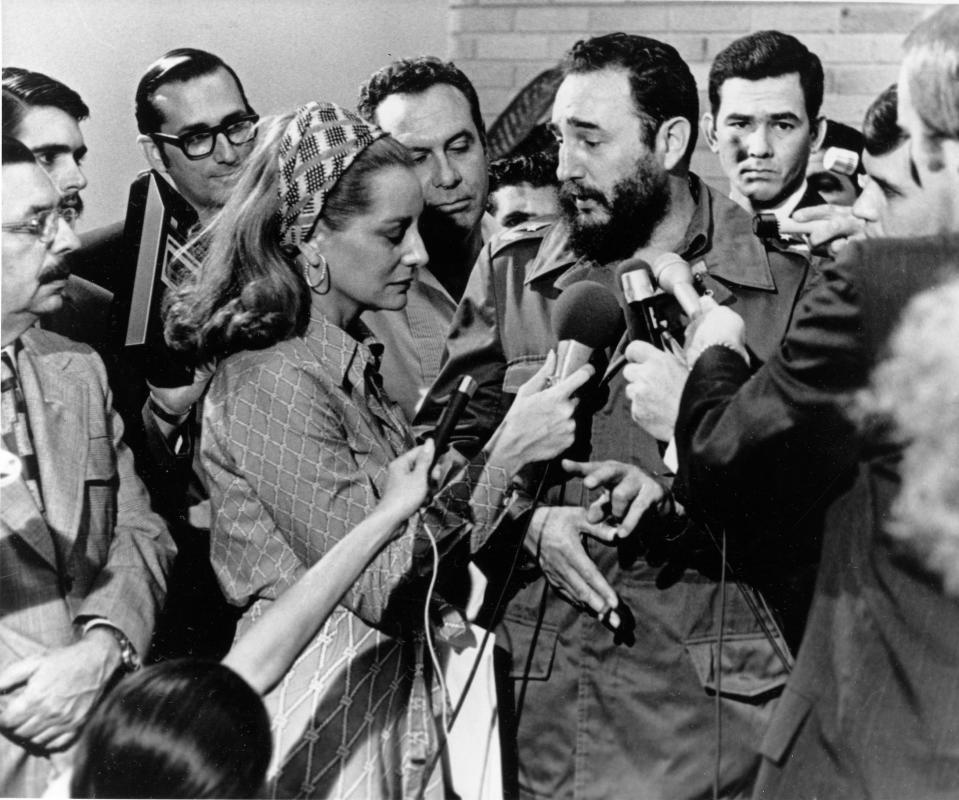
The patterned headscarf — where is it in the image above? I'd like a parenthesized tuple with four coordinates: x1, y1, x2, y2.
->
(277, 100, 386, 251)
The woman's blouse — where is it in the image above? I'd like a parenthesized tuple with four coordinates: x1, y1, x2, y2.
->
(202, 312, 513, 800)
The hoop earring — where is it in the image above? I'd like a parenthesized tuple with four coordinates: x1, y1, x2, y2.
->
(302, 252, 330, 295)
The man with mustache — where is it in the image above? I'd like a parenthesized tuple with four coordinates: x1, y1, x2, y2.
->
(2, 69, 113, 354)
(358, 57, 498, 421)
(0, 135, 174, 796)
(702, 31, 826, 221)
(418, 33, 818, 799)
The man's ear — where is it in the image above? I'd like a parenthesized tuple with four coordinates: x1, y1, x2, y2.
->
(658, 116, 692, 172)
(810, 115, 827, 151)
(701, 113, 719, 153)
(138, 134, 168, 174)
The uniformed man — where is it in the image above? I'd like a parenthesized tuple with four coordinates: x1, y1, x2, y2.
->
(417, 33, 818, 800)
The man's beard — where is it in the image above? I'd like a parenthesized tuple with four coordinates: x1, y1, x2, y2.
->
(560, 154, 670, 264)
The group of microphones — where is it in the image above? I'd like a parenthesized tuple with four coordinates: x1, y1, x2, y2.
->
(427, 250, 707, 472)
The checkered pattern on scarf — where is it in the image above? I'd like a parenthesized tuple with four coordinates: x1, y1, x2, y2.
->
(277, 101, 385, 251)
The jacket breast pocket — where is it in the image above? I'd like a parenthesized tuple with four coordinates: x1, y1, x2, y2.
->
(685, 631, 790, 703)
(503, 356, 547, 395)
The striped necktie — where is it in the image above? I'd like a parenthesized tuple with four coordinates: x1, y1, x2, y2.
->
(1, 349, 45, 511)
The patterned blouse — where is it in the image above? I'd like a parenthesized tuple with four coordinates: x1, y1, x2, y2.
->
(202, 312, 512, 800)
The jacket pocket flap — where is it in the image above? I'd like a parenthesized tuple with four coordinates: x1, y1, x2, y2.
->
(500, 611, 560, 681)
(503, 357, 546, 394)
(686, 633, 790, 702)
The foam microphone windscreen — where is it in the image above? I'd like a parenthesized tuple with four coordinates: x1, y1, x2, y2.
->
(551, 282, 624, 381)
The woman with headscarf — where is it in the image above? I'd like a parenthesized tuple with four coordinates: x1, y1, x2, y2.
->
(164, 101, 590, 799)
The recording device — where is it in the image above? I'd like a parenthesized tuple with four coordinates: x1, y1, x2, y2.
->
(752, 211, 811, 253)
(550, 282, 624, 385)
(823, 146, 860, 177)
(429, 375, 478, 469)
(618, 260, 688, 351)
(118, 170, 199, 349)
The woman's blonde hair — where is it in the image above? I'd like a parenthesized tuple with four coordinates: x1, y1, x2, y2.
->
(164, 113, 412, 363)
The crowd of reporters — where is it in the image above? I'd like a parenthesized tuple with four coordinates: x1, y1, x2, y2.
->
(2, 5, 959, 799)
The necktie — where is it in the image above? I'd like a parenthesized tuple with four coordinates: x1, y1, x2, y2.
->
(1, 350, 45, 511)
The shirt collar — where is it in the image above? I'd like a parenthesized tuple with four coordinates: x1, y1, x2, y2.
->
(303, 311, 382, 390)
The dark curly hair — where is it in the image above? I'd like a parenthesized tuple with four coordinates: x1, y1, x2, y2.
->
(357, 56, 486, 148)
(561, 33, 699, 163)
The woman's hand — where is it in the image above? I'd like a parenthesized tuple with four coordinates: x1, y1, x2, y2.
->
(379, 440, 435, 521)
(489, 351, 595, 474)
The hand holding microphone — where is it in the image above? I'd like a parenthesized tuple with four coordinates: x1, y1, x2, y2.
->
(683, 295, 749, 367)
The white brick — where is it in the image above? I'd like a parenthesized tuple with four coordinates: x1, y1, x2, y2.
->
(476, 32, 551, 59)
(750, 3, 841, 33)
(515, 7, 589, 31)
(669, 4, 750, 33)
(450, 7, 515, 32)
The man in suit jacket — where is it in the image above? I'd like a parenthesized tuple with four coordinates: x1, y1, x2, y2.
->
(0, 137, 175, 796)
(628, 7, 959, 797)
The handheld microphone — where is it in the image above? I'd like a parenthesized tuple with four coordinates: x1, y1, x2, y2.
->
(618, 259, 677, 349)
(550, 282, 624, 384)
(649, 252, 703, 318)
(430, 375, 478, 468)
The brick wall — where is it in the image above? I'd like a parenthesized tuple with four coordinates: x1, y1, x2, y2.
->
(448, 1, 937, 187)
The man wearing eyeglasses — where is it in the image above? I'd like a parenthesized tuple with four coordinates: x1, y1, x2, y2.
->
(0, 135, 175, 797)
(125, 48, 257, 662)
(136, 48, 257, 226)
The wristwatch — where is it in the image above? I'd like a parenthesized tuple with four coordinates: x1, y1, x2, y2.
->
(81, 619, 141, 673)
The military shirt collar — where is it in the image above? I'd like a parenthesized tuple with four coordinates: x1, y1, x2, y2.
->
(524, 174, 777, 292)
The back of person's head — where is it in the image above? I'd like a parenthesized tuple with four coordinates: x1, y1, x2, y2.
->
(856, 275, 959, 597)
(489, 149, 558, 196)
(863, 84, 907, 157)
(820, 119, 864, 158)
(164, 101, 413, 363)
(135, 47, 252, 135)
(1, 67, 89, 129)
(708, 30, 824, 121)
(902, 5, 959, 144)
(561, 32, 699, 163)
(357, 55, 486, 148)
(2, 133, 37, 165)
(70, 659, 271, 799)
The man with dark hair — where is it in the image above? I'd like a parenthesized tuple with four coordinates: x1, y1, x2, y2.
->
(2, 69, 112, 354)
(703, 30, 826, 217)
(628, 7, 959, 797)
(358, 56, 497, 419)
(2, 68, 89, 214)
(0, 135, 174, 797)
(417, 32, 817, 799)
(852, 84, 925, 238)
(135, 47, 258, 227)
(488, 149, 560, 229)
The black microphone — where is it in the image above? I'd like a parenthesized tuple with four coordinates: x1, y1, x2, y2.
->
(550, 282, 624, 384)
(429, 375, 478, 469)
(617, 259, 688, 351)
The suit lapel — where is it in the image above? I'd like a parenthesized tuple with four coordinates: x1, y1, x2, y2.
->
(17, 335, 89, 551)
